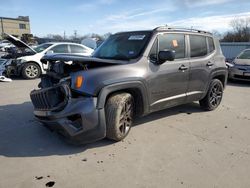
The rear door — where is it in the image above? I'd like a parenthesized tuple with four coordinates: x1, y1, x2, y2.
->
(186, 35, 215, 102)
(147, 33, 190, 112)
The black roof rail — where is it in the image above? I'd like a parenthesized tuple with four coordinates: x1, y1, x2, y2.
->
(154, 25, 212, 35)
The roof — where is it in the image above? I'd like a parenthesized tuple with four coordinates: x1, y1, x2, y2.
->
(0, 16, 29, 22)
(153, 26, 212, 35)
(115, 26, 213, 36)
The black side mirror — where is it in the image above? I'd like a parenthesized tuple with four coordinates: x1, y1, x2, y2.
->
(158, 50, 175, 64)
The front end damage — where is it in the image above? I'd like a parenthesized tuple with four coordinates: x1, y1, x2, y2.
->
(30, 54, 119, 144)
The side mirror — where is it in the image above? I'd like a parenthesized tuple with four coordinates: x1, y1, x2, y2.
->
(158, 50, 175, 64)
(46, 50, 54, 55)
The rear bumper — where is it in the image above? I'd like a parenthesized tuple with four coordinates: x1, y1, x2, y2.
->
(34, 97, 106, 144)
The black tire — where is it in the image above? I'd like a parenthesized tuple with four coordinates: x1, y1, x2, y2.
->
(105, 93, 134, 141)
(22, 62, 41, 79)
(199, 79, 224, 111)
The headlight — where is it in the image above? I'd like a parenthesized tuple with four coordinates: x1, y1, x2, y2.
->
(226, 62, 234, 68)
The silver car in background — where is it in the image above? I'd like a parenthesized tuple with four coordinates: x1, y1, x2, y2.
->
(227, 49, 250, 81)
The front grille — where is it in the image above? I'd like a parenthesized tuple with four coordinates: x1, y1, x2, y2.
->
(30, 84, 70, 111)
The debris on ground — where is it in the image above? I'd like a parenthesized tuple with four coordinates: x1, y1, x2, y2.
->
(35, 176, 43, 180)
(82, 158, 87, 162)
(0, 76, 12, 82)
(45, 181, 55, 187)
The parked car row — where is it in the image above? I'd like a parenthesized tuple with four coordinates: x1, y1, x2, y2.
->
(226, 49, 250, 81)
(0, 34, 94, 79)
(0, 40, 14, 52)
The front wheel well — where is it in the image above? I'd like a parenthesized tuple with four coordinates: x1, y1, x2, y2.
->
(105, 88, 144, 117)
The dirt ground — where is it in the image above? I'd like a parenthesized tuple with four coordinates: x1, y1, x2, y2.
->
(0, 79, 249, 188)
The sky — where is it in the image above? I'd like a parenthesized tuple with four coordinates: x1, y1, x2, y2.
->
(1, 0, 250, 37)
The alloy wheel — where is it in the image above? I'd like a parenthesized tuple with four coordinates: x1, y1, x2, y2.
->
(119, 99, 133, 136)
(209, 83, 223, 107)
(25, 65, 39, 78)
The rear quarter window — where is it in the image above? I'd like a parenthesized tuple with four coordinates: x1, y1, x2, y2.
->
(70, 45, 86, 53)
(51, 44, 69, 53)
(208, 37, 215, 53)
(190, 35, 207, 57)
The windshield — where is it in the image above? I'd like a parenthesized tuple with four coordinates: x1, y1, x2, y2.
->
(93, 31, 152, 60)
(238, 50, 250, 59)
(34, 43, 53, 53)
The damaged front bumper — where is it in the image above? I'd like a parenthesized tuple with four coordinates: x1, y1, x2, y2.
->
(30, 84, 106, 144)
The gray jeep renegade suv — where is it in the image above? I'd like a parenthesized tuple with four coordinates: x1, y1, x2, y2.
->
(30, 26, 228, 144)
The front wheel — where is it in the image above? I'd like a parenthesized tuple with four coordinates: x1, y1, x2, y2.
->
(22, 62, 41, 79)
(199, 79, 224, 111)
(105, 93, 134, 141)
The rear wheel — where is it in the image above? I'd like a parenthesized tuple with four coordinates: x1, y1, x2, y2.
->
(22, 62, 41, 79)
(199, 79, 223, 111)
(105, 93, 134, 141)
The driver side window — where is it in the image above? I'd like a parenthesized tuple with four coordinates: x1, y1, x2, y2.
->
(159, 33, 185, 59)
(149, 33, 186, 61)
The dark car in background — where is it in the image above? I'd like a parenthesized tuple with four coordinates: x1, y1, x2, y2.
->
(227, 49, 250, 81)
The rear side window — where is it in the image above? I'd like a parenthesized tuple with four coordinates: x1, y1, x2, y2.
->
(70, 45, 86, 53)
(190, 35, 207, 57)
(158, 33, 185, 59)
(208, 37, 215, 53)
(238, 50, 250, 59)
(51, 44, 69, 53)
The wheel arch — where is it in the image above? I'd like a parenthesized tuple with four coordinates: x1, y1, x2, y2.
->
(97, 81, 149, 117)
(209, 68, 228, 88)
(20, 61, 42, 78)
(19, 61, 41, 73)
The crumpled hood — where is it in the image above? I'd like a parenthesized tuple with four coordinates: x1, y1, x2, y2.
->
(4, 33, 36, 54)
(41, 54, 127, 65)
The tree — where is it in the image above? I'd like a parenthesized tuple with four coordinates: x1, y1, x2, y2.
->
(221, 17, 250, 42)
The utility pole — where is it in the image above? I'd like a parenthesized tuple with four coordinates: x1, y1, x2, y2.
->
(63, 31, 66, 40)
(0, 17, 4, 39)
(74, 30, 77, 39)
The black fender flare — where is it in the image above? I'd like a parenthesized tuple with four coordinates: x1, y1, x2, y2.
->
(96, 81, 149, 115)
(209, 68, 228, 85)
(202, 68, 228, 98)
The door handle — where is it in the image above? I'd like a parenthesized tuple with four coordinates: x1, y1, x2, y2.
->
(179, 65, 188, 71)
(207, 61, 214, 66)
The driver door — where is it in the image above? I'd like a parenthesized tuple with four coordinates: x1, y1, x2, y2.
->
(147, 33, 190, 112)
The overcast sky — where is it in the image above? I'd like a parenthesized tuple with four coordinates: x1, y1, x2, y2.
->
(1, 0, 250, 37)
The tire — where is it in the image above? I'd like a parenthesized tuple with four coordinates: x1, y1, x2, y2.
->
(22, 62, 41, 79)
(105, 93, 134, 141)
(199, 79, 224, 111)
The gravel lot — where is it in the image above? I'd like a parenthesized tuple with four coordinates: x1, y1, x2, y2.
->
(0, 79, 249, 188)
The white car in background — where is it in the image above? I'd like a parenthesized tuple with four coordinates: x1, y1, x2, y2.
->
(4, 34, 94, 79)
(0, 40, 14, 51)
